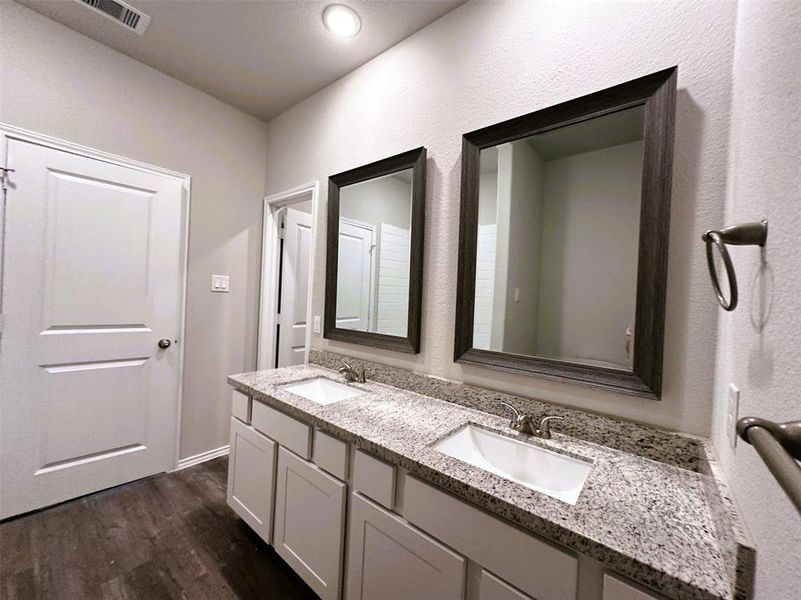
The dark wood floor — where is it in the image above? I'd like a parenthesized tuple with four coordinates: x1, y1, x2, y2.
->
(0, 457, 318, 599)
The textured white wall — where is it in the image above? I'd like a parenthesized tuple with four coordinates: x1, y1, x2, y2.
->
(264, 0, 737, 433)
(501, 140, 542, 357)
(711, 2, 801, 599)
(537, 141, 642, 368)
(0, 3, 269, 460)
(340, 175, 411, 230)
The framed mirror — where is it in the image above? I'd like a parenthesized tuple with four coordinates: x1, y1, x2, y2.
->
(325, 147, 426, 353)
(454, 68, 677, 398)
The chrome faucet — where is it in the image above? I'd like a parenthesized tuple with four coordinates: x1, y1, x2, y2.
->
(499, 401, 564, 439)
(338, 361, 367, 383)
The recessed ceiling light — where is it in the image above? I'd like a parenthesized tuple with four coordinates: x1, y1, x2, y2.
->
(322, 4, 361, 38)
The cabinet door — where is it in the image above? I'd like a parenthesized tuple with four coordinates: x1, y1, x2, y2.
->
(226, 417, 276, 543)
(603, 574, 664, 600)
(347, 493, 466, 600)
(274, 447, 346, 600)
(479, 569, 534, 600)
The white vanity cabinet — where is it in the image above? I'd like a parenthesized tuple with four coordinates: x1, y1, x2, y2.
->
(347, 492, 466, 600)
(401, 475, 578, 600)
(226, 391, 670, 600)
(273, 446, 347, 600)
(226, 416, 276, 543)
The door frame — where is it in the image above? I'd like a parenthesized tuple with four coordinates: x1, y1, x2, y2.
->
(0, 123, 191, 471)
(257, 181, 320, 370)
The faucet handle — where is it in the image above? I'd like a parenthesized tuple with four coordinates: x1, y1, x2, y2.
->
(538, 415, 564, 437)
(338, 361, 353, 376)
(499, 401, 521, 422)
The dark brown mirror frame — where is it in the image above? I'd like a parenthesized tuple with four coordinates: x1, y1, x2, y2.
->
(454, 68, 677, 399)
(324, 147, 426, 354)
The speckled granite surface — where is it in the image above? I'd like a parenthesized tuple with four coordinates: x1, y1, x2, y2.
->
(699, 444, 755, 600)
(229, 364, 753, 600)
(310, 350, 704, 471)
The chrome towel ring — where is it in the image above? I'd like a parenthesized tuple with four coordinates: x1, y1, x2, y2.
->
(702, 220, 768, 311)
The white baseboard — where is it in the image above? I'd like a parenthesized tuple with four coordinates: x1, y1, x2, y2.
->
(174, 444, 230, 471)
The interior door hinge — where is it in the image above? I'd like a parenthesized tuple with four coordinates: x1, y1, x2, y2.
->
(0, 167, 14, 192)
(278, 207, 289, 239)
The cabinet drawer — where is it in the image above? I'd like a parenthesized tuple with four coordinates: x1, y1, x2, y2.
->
(347, 493, 465, 600)
(227, 417, 276, 543)
(479, 569, 534, 600)
(402, 475, 577, 600)
(231, 389, 251, 423)
(604, 573, 664, 600)
(251, 401, 311, 459)
(352, 449, 396, 509)
(313, 429, 348, 481)
(274, 447, 346, 600)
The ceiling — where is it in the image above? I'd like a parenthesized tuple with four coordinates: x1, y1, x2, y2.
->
(527, 106, 644, 160)
(15, 0, 463, 121)
(480, 106, 645, 172)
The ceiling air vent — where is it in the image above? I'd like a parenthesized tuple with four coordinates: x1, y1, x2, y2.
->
(75, 0, 151, 35)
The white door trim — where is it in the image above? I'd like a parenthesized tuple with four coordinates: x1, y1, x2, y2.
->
(257, 181, 319, 370)
(0, 123, 191, 472)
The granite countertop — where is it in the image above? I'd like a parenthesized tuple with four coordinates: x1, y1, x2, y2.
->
(229, 365, 732, 600)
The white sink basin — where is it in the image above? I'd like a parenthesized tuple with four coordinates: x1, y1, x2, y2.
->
(282, 377, 363, 405)
(433, 424, 592, 505)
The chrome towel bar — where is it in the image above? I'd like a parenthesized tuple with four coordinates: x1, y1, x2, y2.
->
(737, 416, 801, 515)
(702, 220, 767, 311)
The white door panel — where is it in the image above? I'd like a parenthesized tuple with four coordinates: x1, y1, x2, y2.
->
(0, 139, 185, 519)
(40, 358, 148, 467)
(336, 220, 373, 331)
(45, 171, 152, 327)
(277, 207, 312, 367)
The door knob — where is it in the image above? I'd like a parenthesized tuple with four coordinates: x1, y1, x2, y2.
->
(158, 338, 172, 349)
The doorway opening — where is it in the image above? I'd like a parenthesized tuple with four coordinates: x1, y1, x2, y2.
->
(257, 182, 319, 370)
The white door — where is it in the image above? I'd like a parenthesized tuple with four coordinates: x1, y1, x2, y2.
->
(0, 139, 185, 519)
(336, 219, 373, 331)
(277, 207, 312, 367)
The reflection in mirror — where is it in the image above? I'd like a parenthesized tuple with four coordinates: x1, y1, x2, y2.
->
(336, 169, 413, 336)
(472, 106, 644, 371)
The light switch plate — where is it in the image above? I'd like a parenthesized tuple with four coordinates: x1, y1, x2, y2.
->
(727, 383, 740, 449)
(313, 315, 322, 334)
(211, 274, 230, 292)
